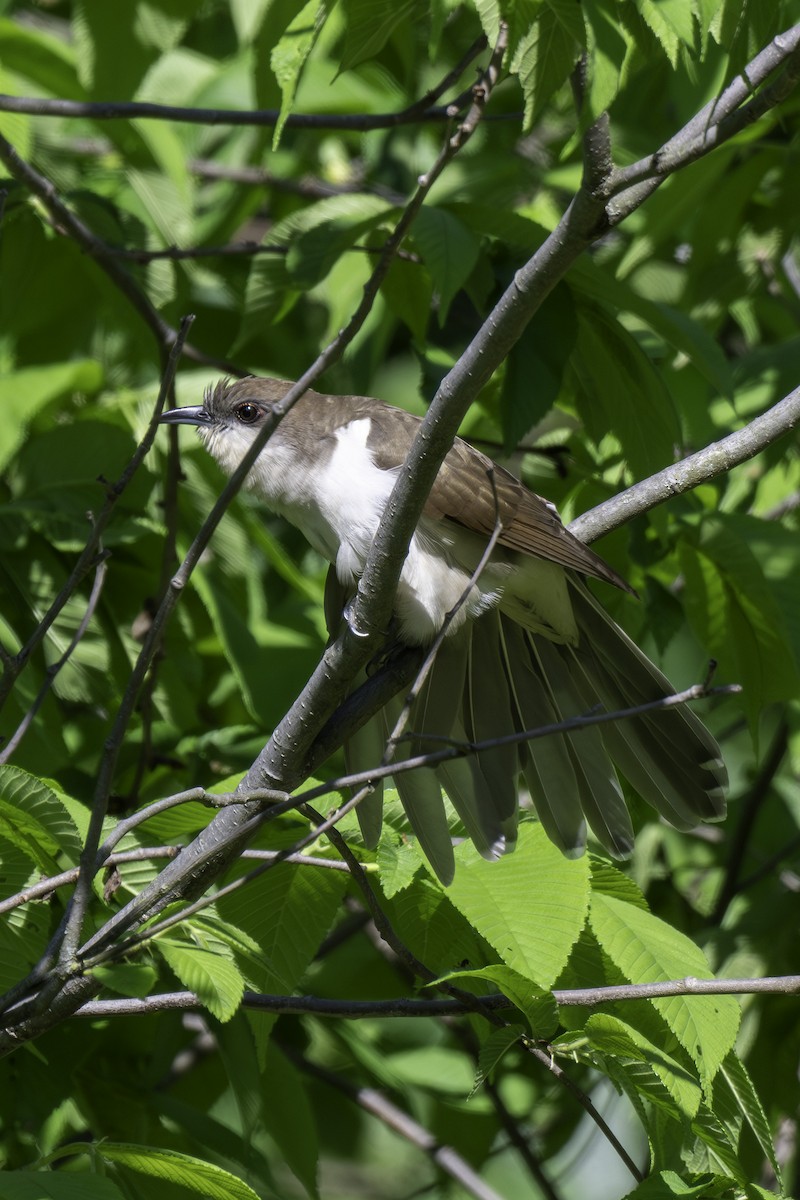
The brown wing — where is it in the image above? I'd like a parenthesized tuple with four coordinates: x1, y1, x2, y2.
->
(421, 435, 632, 593)
(265, 384, 631, 594)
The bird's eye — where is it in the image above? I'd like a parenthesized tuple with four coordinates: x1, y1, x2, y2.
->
(234, 403, 260, 424)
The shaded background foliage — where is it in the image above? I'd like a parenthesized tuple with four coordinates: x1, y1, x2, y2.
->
(0, 1, 799, 1197)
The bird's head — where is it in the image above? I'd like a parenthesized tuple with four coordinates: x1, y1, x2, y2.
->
(159, 377, 285, 474)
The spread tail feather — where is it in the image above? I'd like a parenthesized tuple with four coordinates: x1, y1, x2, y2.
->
(336, 569, 727, 884)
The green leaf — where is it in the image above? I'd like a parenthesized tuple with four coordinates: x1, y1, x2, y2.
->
(589, 857, 650, 910)
(445, 822, 591, 989)
(0, 1171, 124, 1199)
(230, 0, 275, 42)
(589, 893, 740, 1086)
(500, 282, 576, 447)
(585, 1012, 702, 1118)
(382, 873, 490, 974)
(377, 830, 422, 897)
(718, 1052, 782, 1189)
(470, 1025, 526, 1097)
(570, 259, 734, 400)
(91, 963, 159, 998)
(572, 302, 680, 476)
(411, 207, 481, 325)
(73, 0, 157, 97)
(0, 17, 85, 99)
(286, 206, 391, 289)
(690, 1102, 747, 1183)
(634, 0, 695, 67)
(216, 858, 347, 1046)
(240, 194, 392, 342)
(339, 0, 427, 71)
(678, 518, 800, 731)
(385, 1044, 475, 1093)
(437, 963, 558, 1035)
(511, 1, 585, 127)
(582, 0, 633, 118)
(380, 254, 434, 344)
(156, 939, 245, 1022)
(619, 1170, 723, 1197)
(0, 361, 104, 475)
(96, 1144, 261, 1200)
(261, 1043, 320, 1199)
(271, 1, 330, 149)
(0, 766, 82, 874)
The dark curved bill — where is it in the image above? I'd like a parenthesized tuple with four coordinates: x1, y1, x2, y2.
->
(159, 405, 212, 426)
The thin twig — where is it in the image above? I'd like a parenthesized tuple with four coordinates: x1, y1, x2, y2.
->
(710, 721, 790, 924)
(0, 134, 241, 375)
(284, 1044, 507, 1200)
(0, 846, 349, 917)
(0, 37, 487, 133)
(75, 676, 739, 960)
(69, 973, 800, 1020)
(0, 318, 194, 717)
(58, 325, 194, 962)
(0, 556, 108, 764)
(605, 24, 800, 222)
(569, 384, 800, 545)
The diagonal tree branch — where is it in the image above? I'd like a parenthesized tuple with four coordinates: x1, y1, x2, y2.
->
(569, 384, 800, 544)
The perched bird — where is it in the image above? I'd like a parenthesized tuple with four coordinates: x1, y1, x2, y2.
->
(160, 377, 727, 883)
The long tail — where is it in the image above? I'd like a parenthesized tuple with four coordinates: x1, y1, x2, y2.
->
(342, 581, 727, 884)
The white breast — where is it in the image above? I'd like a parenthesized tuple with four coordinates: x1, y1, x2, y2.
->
(204, 414, 543, 646)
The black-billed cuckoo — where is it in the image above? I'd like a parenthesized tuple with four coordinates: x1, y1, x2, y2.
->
(160, 377, 727, 883)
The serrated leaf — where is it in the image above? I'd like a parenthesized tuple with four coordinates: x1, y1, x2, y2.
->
(382, 874, 490, 974)
(0, 766, 82, 873)
(678, 521, 800, 731)
(437, 963, 558, 1035)
(216, 858, 347, 1059)
(585, 1013, 702, 1118)
(445, 822, 591, 989)
(589, 857, 650, 909)
(377, 831, 422, 897)
(570, 259, 734, 399)
(0, 1171, 124, 1199)
(634, 0, 688, 67)
(339, 0, 427, 71)
(582, 0, 632, 117)
(619, 1169, 722, 1197)
(285, 207, 391, 289)
(96, 1144, 260, 1200)
(589, 893, 739, 1085)
(718, 1052, 782, 1189)
(92, 963, 158, 998)
(240, 194, 392, 343)
(511, 2, 585, 127)
(157, 939, 245, 1022)
(411, 207, 480, 325)
(260, 1042, 320, 1198)
(572, 303, 679, 476)
(470, 1024, 526, 1097)
(271, 1, 330, 149)
(0, 360, 104, 474)
(689, 1103, 747, 1183)
(500, 282, 576, 447)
